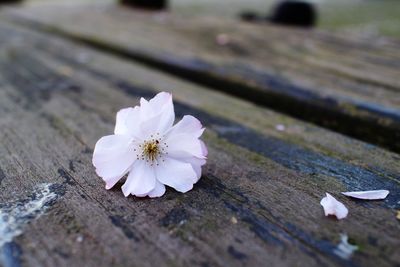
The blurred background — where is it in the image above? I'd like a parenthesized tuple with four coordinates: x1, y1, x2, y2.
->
(11, 0, 400, 39)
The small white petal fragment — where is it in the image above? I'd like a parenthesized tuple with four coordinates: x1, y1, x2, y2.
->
(0, 184, 58, 249)
(341, 190, 389, 200)
(320, 193, 348, 220)
(216, 33, 230, 46)
(333, 234, 358, 260)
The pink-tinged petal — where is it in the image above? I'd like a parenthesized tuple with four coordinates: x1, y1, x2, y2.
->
(175, 156, 206, 182)
(148, 92, 173, 113)
(122, 160, 156, 197)
(151, 92, 174, 133)
(156, 105, 175, 134)
(200, 140, 208, 157)
(320, 193, 348, 220)
(139, 92, 175, 134)
(139, 112, 163, 138)
(139, 111, 173, 138)
(140, 97, 153, 120)
(114, 107, 141, 137)
(105, 176, 122, 190)
(168, 115, 204, 138)
(114, 107, 133, 135)
(92, 135, 136, 189)
(165, 134, 205, 159)
(341, 190, 389, 200)
(148, 180, 166, 198)
(155, 157, 197, 193)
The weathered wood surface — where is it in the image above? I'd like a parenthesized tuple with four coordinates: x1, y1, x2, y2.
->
(0, 19, 399, 267)
(2, 2, 400, 152)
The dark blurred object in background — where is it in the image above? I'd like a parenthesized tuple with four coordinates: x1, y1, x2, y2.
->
(270, 0, 316, 27)
(241, 0, 317, 28)
(0, 0, 22, 4)
(120, 0, 167, 10)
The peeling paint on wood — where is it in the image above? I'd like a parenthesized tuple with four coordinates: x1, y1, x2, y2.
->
(0, 183, 63, 267)
(333, 234, 358, 261)
(0, 184, 62, 247)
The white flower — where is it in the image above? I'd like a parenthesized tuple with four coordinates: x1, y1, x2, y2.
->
(92, 92, 207, 198)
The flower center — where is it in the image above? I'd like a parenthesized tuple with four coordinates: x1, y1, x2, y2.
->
(134, 133, 168, 166)
(136, 134, 168, 165)
(143, 140, 160, 162)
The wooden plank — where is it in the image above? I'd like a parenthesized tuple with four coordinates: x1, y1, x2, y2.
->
(0, 20, 399, 267)
(2, 2, 400, 153)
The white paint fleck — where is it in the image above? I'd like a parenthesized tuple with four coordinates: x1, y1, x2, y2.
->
(77, 52, 90, 64)
(231, 216, 238, 224)
(178, 220, 187, 226)
(0, 183, 58, 247)
(333, 234, 358, 260)
(76, 235, 84, 243)
(275, 124, 286, 131)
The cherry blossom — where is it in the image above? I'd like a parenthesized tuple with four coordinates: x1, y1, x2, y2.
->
(92, 92, 207, 198)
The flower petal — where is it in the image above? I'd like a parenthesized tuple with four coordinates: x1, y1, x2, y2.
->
(139, 97, 153, 120)
(139, 111, 171, 139)
(165, 134, 205, 159)
(105, 176, 122, 190)
(168, 115, 204, 138)
(140, 92, 175, 134)
(122, 160, 156, 197)
(92, 135, 136, 189)
(200, 140, 208, 158)
(149, 92, 173, 113)
(155, 157, 197, 193)
(341, 190, 389, 200)
(165, 115, 207, 160)
(148, 180, 166, 198)
(114, 107, 141, 137)
(320, 193, 348, 220)
(178, 156, 206, 182)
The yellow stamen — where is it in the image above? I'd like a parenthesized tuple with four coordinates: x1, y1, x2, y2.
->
(143, 140, 159, 162)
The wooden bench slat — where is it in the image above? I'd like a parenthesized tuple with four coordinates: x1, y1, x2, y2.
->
(2, 3, 400, 152)
(0, 21, 399, 267)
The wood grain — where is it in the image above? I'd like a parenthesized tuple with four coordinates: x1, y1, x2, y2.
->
(0, 20, 399, 267)
(2, 2, 400, 152)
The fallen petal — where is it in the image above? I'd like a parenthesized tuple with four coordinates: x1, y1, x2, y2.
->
(320, 193, 348, 220)
(216, 33, 230, 45)
(341, 190, 389, 200)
